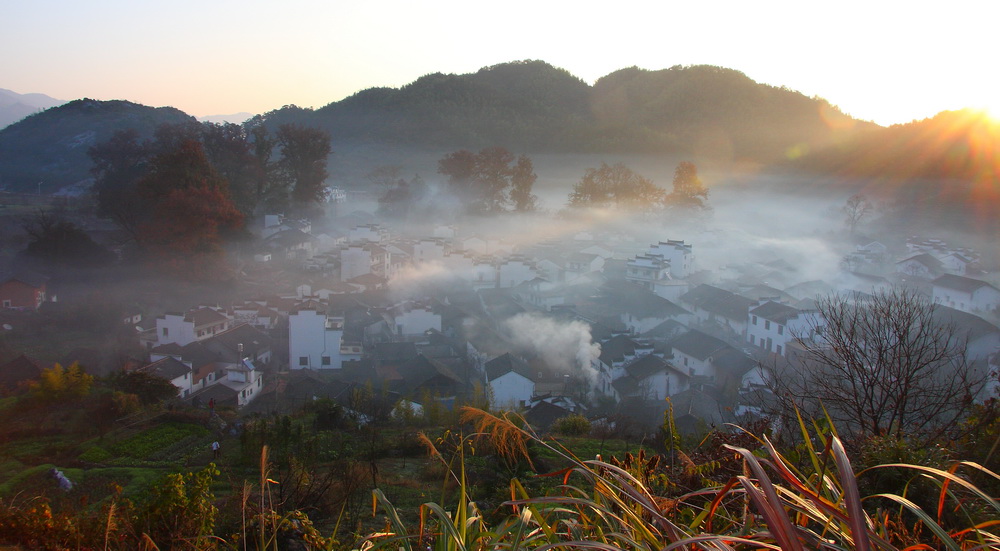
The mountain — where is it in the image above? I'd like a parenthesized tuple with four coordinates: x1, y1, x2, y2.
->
(0, 61, 891, 193)
(0, 99, 196, 193)
(0, 88, 66, 129)
(261, 61, 868, 159)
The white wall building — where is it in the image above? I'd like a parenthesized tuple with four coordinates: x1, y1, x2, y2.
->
(289, 309, 345, 369)
(498, 257, 537, 288)
(392, 302, 442, 338)
(746, 301, 824, 357)
(155, 308, 232, 348)
(648, 240, 694, 279)
(932, 274, 1000, 314)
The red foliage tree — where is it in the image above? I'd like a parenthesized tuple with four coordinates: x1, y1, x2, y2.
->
(136, 140, 243, 280)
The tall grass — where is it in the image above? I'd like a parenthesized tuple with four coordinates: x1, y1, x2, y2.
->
(363, 406, 1000, 551)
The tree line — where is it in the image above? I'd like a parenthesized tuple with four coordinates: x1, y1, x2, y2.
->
(87, 121, 332, 278)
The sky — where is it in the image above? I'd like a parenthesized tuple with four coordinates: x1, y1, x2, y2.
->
(3, 0, 996, 126)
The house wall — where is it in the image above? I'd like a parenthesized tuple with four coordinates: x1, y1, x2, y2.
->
(672, 350, 714, 379)
(638, 370, 688, 401)
(498, 260, 535, 288)
(0, 280, 45, 310)
(490, 371, 534, 410)
(289, 310, 344, 369)
(746, 311, 823, 356)
(170, 372, 192, 398)
(395, 307, 442, 337)
(156, 314, 197, 347)
(340, 247, 372, 281)
(413, 240, 446, 263)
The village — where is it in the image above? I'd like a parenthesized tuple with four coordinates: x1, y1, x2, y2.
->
(2, 201, 999, 434)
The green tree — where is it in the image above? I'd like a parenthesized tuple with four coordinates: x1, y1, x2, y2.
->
(30, 362, 94, 403)
(510, 155, 538, 211)
(19, 210, 114, 269)
(438, 147, 537, 213)
(88, 129, 151, 241)
(243, 124, 290, 214)
(276, 124, 332, 205)
(138, 464, 219, 549)
(110, 370, 179, 405)
(665, 161, 708, 209)
(200, 122, 260, 217)
(567, 162, 664, 209)
(136, 139, 244, 280)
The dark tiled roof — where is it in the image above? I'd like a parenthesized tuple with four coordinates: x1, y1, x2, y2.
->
(749, 301, 802, 324)
(625, 354, 669, 380)
(598, 335, 644, 365)
(186, 308, 229, 327)
(485, 353, 533, 381)
(931, 306, 1000, 341)
(141, 357, 190, 381)
(680, 285, 755, 321)
(668, 330, 731, 361)
(932, 274, 999, 294)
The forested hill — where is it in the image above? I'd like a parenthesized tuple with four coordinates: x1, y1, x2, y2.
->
(0, 99, 195, 193)
(786, 109, 1000, 187)
(261, 61, 866, 157)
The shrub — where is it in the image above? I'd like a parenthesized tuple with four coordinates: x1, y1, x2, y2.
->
(551, 413, 590, 436)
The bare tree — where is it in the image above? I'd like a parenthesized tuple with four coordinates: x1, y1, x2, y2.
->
(843, 193, 872, 236)
(765, 288, 994, 444)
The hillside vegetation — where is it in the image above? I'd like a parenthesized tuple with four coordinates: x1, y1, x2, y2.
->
(0, 62, 868, 193)
(0, 99, 196, 192)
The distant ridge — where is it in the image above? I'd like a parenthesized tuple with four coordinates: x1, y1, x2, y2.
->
(260, 61, 866, 158)
(0, 88, 66, 129)
(1, 60, 996, 203)
(0, 99, 195, 193)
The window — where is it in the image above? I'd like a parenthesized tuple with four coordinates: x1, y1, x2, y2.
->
(2, 300, 10, 308)
(776, 345, 782, 355)
(778, 325, 784, 335)
(683, 357, 688, 366)
(299, 356, 308, 366)
(321, 356, 331, 366)
(750, 335, 755, 344)
(752, 315, 758, 325)
(162, 327, 169, 336)
(764, 320, 770, 330)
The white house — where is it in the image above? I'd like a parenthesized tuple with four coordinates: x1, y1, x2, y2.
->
(140, 357, 193, 398)
(747, 301, 824, 356)
(896, 254, 943, 279)
(392, 301, 442, 338)
(289, 309, 345, 369)
(647, 240, 694, 279)
(485, 353, 535, 410)
(348, 224, 388, 244)
(668, 330, 730, 380)
(412, 239, 448, 264)
(625, 255, 670, 290)
(679, 284, 755, 342)
(932, 274, 1000, 314)
(497, 256, 537, 288)
(155, 308, 233, 348)
(612, 354, 688, 402)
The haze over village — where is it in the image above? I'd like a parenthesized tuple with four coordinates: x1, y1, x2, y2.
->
(2, 125, 998, 433)
(1, 3, 1000, 548)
